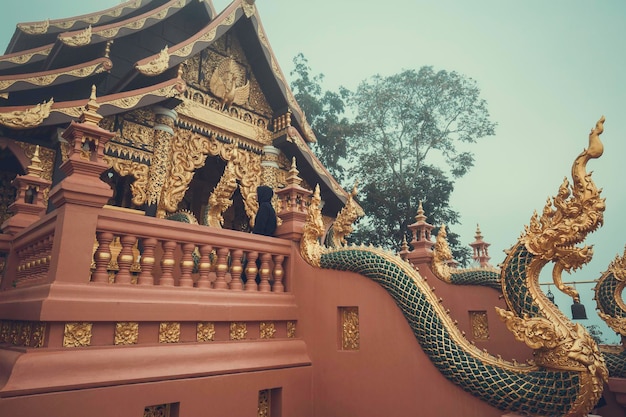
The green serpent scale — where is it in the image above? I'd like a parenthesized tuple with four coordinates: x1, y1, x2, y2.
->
(449, 268, 501, 289)
(595, 268, 624, 319)
(321, 246, 582, 416)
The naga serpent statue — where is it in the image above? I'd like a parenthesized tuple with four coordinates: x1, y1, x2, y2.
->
(300, 117, 608, 416)
(595, 247, 626, 378)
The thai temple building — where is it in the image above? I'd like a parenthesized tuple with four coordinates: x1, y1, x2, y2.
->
(1, 1, 626, 416)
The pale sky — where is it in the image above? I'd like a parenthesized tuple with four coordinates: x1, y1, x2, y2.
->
(2, 0, 625, 342)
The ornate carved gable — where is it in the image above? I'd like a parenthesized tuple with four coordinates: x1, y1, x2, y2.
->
(180, 33, 273, 126)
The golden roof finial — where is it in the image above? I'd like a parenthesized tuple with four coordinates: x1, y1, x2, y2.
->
(79, 85, 103, 125)
(286, 156, 303, 186)
(415, 201, 427, 223)
(27, 145, 44, 178)
(475, 224, 483, 241)
(104, 40, 113, 58)
(401, 234, 409, 252)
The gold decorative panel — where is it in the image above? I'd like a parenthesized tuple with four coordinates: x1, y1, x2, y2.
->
(340, 307, 360, 350)
(229, 322, 247, 340)
(287, 321, 296, 338)
(144, 404, 171, 417)
(63, 322, 93, 347)
(159, 322, 180, 344)
(470, 311, 489, 340)
(197, 322, 215, 342)
(258, 389, 270, 417)
(115, 322, 139, 345)
(260, 322, 276, 339)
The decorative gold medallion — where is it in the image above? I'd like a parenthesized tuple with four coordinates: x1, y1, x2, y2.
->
(229, 322, 247, 340)
(196, 322, 215, 342)
(115, 322, 139, 345)
(63, 322, 93, 347)
(260, 322, 276, 339)
(159, 322, 180, 343)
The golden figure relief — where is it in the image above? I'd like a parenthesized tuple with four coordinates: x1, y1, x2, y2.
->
(209, 57, 250, 110)
(0, 98, 53, 129)
(136, 46, 170, 76)
(470, 311, 489, 340)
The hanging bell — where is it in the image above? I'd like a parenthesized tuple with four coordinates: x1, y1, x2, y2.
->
(571, 300, 588, 320)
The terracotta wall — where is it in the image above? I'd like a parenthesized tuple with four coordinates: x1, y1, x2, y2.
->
(292, 247, 532, 417)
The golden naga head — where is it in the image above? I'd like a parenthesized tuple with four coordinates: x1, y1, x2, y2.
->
(523, 117, 606, 283)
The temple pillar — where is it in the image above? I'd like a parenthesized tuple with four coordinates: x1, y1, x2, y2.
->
(260, 145, 281, 188)
(275, 157, 311, 241)
(1, 146, 51, 235)
(146, 106, 176, 218)
(45, 87, 114, 284)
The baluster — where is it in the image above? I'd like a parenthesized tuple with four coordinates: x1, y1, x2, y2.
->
(273, 255, 285, 293)
(92, 232, 114, 283)
(115, 235, 136, 284)
(196, 245, 213, 288)
(31, 239, 44, 281)
(258, 252, 271, 292)
(138, 238, 157, 285)
(244, 251, 258, 291)
(42, 235, 53, 280)
(213, 248, 229, 289)
(179, 243, 195, 287)
(159, 240, 177, 286)
(229, 249, 243, 290)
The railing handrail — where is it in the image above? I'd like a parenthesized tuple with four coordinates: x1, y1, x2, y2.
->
(96, 207, 292, 255)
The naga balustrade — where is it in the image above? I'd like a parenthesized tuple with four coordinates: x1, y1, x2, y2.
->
(93, 207, 290, 292)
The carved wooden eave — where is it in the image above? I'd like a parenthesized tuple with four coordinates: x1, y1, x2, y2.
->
(273, 126, 351, 216)
(7, 0, 154, 53)
(0, 44, 52, 71)
(0, 76, 185, 130)
(0, 57, 112, 94)
(112, 0, 244, 92)
(57, 0, 193, 47)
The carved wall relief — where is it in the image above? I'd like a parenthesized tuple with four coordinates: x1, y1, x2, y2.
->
(340, 306, 360, 351)
(469, 310, 489, 340)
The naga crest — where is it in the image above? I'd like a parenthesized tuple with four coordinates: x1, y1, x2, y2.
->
(300, 184, 325, 267)
(523, 116, 606, 302)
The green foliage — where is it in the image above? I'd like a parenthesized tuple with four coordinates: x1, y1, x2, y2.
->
(290, 53, 358, 183)
(584, 324, 606, 345)
(289, 57, 496, 265)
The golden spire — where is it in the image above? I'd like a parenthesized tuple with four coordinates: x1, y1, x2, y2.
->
(27, 145, 44, 178)
(79, 85, 103, 125)
(286, 157, 303, 186)
(415, 201, 427, 223)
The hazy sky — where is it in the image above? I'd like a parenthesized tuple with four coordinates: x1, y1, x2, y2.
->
(2, 0, 625, 341)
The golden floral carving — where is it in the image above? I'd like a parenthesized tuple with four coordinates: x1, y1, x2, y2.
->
(60, 25, 92, 47)
(103, 155, 150, 206)
(341, 307, 360, 350)
(0, 47, 51, 65)
(63, 322, 93, 347)
(206, 161, 238, 228)
(470, 311, 489, 340)
(115, 322, 139, 345)
(31, 322, 46, 348)
(136, 46, 170, 76)
(119, 120, 155, 151)
(159, 322, 180, 343)
(197, 322, 215, 342)
(230, 322, 247, 340)
(242, 2, 255, 18)
(260, 322, 276, 339)
(287, 321, 296, 338)
(0, 99, 53, 129)
(0, 321, 10, 343)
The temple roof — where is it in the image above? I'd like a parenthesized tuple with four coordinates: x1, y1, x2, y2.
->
(0, 0, 349, 211)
